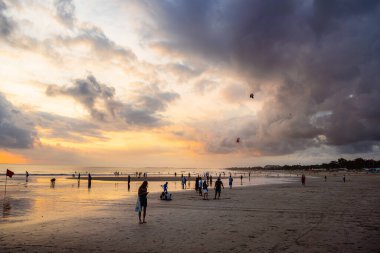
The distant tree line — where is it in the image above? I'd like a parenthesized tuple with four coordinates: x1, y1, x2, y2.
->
(227, 158, 380, 171)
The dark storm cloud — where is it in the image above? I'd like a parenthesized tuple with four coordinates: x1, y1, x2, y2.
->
(0, 93, 37, 149)
(0, 0, 14, 38)
(54, 0, 76, 28)
(140, 0, 380, 155)
(47, 75, 115, 121)
(46, 75, 179, 127)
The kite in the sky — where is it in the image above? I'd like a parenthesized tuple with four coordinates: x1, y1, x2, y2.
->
(250, 93, 254, 99)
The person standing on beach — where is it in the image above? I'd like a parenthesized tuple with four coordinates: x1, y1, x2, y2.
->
(26, 171, 29, 182)
(198, 178, 203, 196)
(301, 174, 306, 186)
(203, 180, 209, 200)
(138, 181, 149, 224)
(128, 174, 131, 190)
(343, 175, 346, 183)
(209, 175, 213, 186)
(88, 173, 92, 188)
(195, 176, 199, 192)
(229, 175, 233, 189)
(214, 177, 224, 199)
(240, 175, 243, 184)
(324, 175, 327, 182)
(78, 173, 81, 187)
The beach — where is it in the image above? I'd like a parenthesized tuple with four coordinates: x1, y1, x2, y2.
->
(1, 174, 379, 252)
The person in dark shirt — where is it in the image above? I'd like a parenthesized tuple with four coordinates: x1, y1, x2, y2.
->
(138, 181, 149, 224)
(88, 173, 92, 188)
(214, 177, 224, 199)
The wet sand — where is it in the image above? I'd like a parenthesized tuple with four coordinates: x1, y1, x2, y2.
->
(1, 174, 379, 252)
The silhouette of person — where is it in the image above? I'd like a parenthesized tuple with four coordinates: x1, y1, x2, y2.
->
(128, 174, 131, 190)
(214, 178, 224, 199)
(138, 181, 149, 224)
(88, 173, 92, 188)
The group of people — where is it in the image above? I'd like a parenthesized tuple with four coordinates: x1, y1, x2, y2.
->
(195, 175, 224, 200)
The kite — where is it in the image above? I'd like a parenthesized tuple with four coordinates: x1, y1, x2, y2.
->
(250, 93, 254, 99)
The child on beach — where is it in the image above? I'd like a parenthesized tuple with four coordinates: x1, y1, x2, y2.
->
(202, 180, 209, 200)
(229, 175, 233, 189)
(137, 181, 149, 224)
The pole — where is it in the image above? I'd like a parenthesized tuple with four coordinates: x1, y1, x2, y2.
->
(4, 173, 7, 198)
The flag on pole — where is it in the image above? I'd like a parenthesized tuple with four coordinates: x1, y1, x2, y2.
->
(6, 169, 14, 178)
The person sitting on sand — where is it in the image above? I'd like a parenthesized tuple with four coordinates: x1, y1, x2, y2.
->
(138, 181, 149, 224)
(214, 177, 224, 199)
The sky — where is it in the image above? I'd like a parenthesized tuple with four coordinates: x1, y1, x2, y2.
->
(0, 0, 379, 168)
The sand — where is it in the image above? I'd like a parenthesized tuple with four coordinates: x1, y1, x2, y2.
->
(1, 174, 379, 253)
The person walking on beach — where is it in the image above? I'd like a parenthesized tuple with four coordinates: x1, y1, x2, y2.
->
(343, 175, 346, 183)
(209, 175, 213, 186)
(137, 181, 149, 224)
(324, 175, 327, 182)
(195, 176, 199, 192)
(163, 182, 168, 193)
(301, 174, 306, 186)
(229, 175, 233, 189)
(202, 180, 209, 200)
(214, 177, 224, 199)
(26, 171, 29, 182)
(240, 175, 243, 184)
(182, 176, 187, 189)
(88, 173, 92, 188)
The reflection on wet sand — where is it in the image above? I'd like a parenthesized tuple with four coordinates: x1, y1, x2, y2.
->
(3, 199, 11, 218)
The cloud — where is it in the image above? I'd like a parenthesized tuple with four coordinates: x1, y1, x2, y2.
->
(136, 0, 380, 155)
(46, 74, 180, 127)
(0, 0, 15, 38)
(34, 112, 107, 142)
(54, 0, 76, 29)
(0, 93, 37, 149)
(46, 75, 116, 122)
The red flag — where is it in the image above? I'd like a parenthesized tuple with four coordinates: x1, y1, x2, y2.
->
(6, 169, 14, 178)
